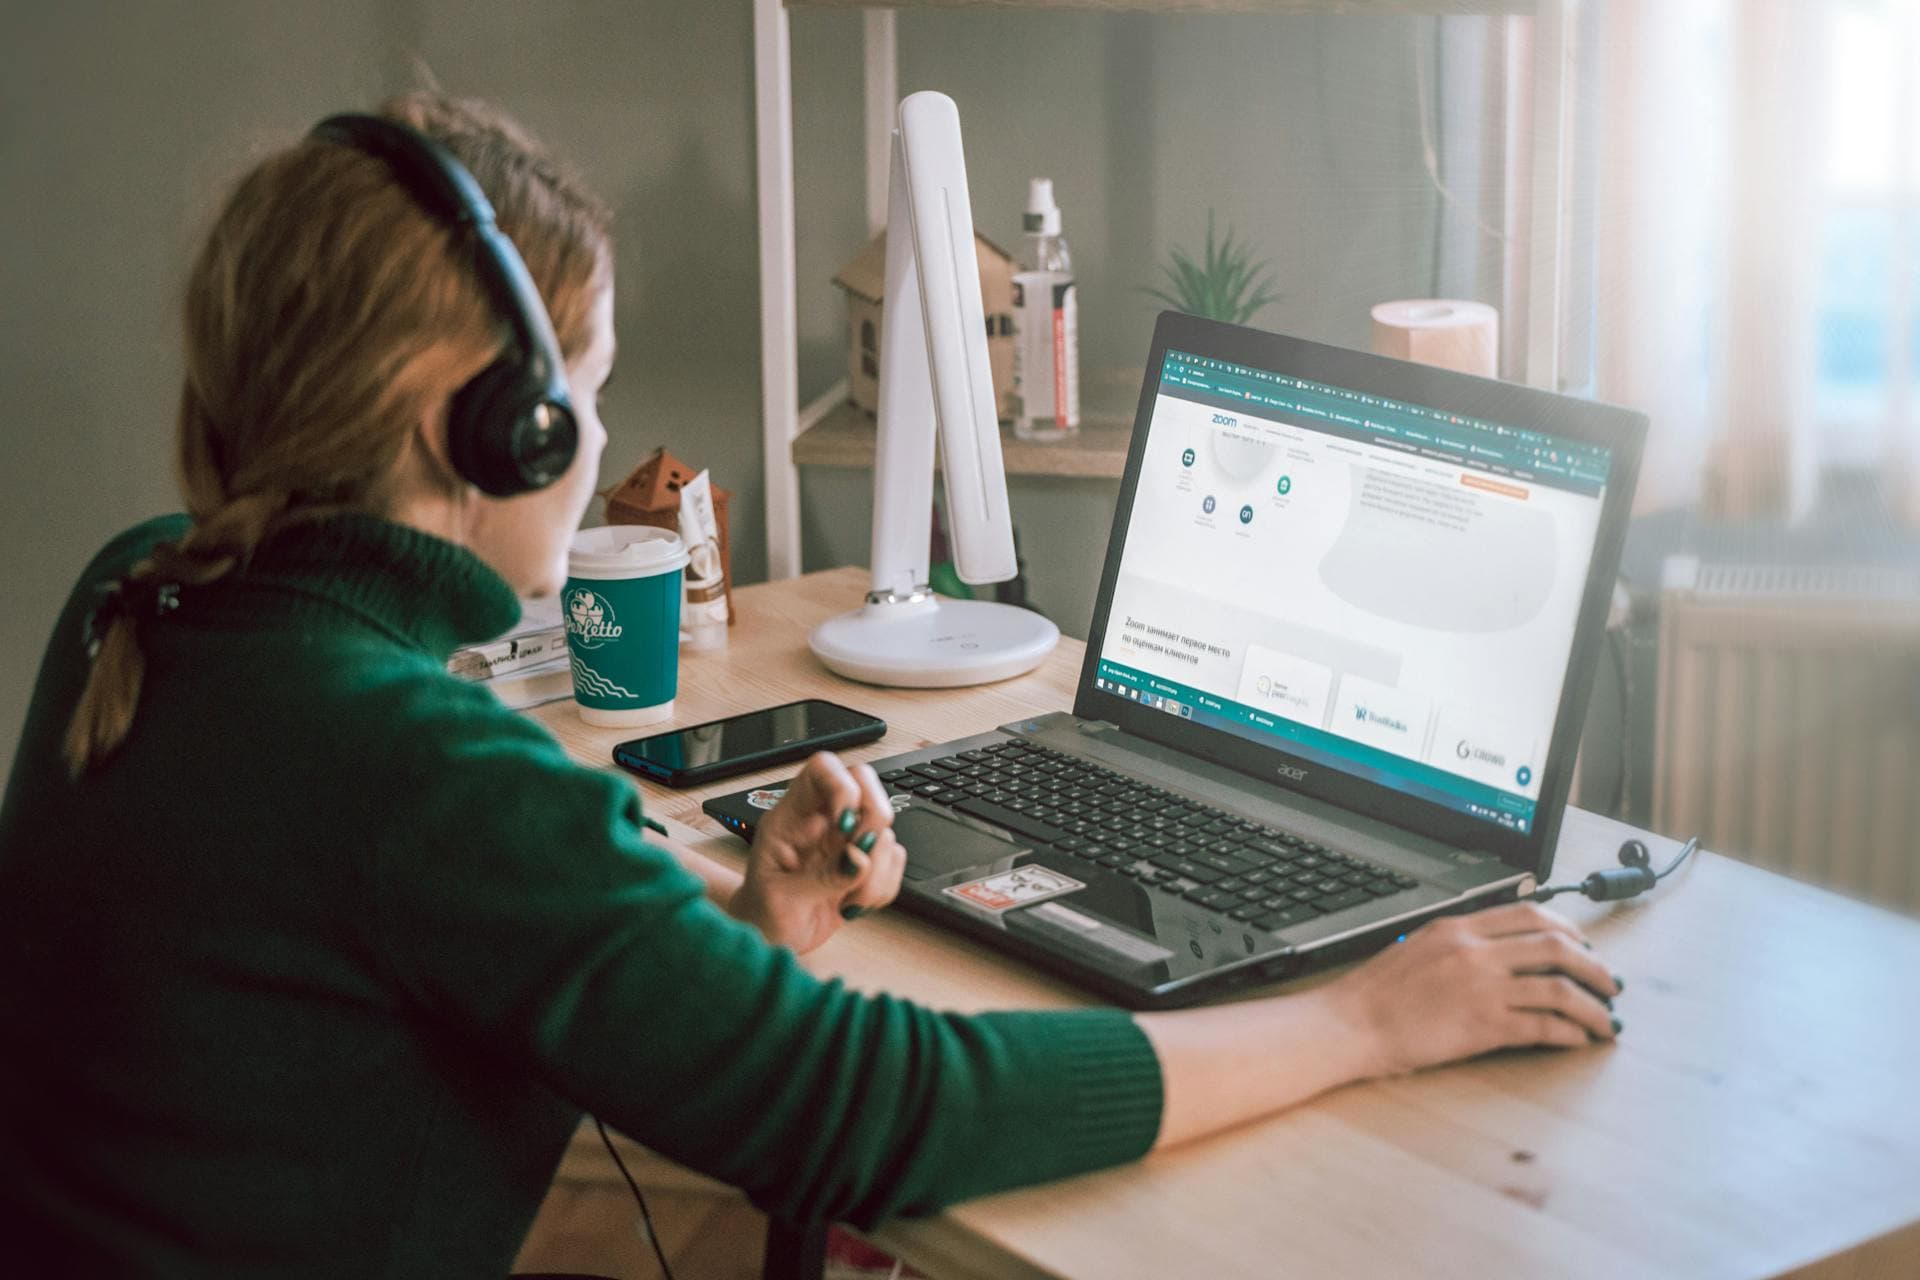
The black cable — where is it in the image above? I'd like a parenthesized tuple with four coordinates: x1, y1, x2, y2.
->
(1645, 837, 1699, 882)
(595, 1114, 677, 1280)
(1530, 835, 1700, 904)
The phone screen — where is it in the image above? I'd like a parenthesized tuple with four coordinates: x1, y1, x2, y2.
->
(616, 701, 880, 774)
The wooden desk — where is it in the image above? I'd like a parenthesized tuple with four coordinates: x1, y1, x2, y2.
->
(531, 566, 1920, 1279)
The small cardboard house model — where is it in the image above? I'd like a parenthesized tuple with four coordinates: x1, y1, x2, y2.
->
(605, 448, 735, 625)
(833, 232, 1016, 422)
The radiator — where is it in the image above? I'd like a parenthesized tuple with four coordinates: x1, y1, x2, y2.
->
(1652, 558, 1920, 913)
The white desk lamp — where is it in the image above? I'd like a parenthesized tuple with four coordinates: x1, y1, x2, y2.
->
(809, 92, 1060, 687)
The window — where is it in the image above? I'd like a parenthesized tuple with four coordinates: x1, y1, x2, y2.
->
(1815, 0, 1918, 467)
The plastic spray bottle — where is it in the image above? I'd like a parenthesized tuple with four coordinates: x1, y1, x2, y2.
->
(1012, 177, 1079, 440)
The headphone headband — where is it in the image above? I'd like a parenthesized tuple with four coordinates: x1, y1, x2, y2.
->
(310, 114, 496, 227)
(306, 113, 579, 497)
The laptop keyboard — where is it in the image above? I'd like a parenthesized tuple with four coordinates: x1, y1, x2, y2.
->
(880, 738, 1418, 934)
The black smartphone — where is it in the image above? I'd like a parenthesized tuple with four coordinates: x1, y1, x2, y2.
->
(611, 698, 886, 789)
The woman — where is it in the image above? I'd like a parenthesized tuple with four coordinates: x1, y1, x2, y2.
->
(0, 93, 1621, 1275)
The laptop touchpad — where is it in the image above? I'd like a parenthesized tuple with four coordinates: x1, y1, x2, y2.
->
(894, 806, 1028, 880)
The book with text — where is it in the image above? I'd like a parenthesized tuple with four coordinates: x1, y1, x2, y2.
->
(484, 656, 574, 711)
(448, 597, 565, 682)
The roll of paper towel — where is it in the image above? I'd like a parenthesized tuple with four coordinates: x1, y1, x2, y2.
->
(1370, 299, 1499, 378)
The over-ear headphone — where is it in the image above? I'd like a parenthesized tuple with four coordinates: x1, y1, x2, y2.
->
(307, 113, 578, 497)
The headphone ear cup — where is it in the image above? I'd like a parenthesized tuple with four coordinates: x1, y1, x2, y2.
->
(310, 116, 581, 500)
(1616, 838, 1651, 870)
(447, 359, 577, 497)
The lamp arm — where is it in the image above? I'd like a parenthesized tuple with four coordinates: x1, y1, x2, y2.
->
(869, 129, 936, 602)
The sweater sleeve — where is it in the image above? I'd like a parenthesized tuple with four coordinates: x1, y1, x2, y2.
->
(359, 677, 1162, 1227)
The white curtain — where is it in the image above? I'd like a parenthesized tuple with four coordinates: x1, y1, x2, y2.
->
(1591, 0, 1830, 519)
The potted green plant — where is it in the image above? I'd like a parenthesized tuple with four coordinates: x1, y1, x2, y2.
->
(1143, 210, 1281, 325)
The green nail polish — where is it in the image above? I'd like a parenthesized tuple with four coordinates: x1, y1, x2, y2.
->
(837, 808, 858, 835)
(840, 905, 865, 921)
(1610, 1015, 1624, 1035)
(839, 852, 859, 876)
(856, 830, 878, 854)
(1613, 973, 1625, 993)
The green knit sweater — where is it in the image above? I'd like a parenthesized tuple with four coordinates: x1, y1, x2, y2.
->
(0, 514, 1162, 1276)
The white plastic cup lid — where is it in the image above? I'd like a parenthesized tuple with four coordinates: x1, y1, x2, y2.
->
(567, 525, 689, 578)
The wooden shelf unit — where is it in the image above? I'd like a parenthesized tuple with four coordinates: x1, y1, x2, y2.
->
(795, 404, 1134, 478)
(790, 1, 1531, 12)
(755, 0, 1573, 574)
(794, 367, 1143, 478)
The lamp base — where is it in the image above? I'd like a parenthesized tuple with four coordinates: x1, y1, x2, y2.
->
(809, 595, 1059, 688)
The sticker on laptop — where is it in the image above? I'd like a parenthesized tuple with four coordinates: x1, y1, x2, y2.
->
(749, 787, 912, 813)
(944, 865, 1085, 912)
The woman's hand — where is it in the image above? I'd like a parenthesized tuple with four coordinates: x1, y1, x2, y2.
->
(1325, 900, 1623, 1079)
(1139, 899, 1622, 1150)
(729, 752, 906, 955)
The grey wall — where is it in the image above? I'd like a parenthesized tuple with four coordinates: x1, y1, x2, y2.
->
(0, 2, 766, 782)
(2, 4, 1472, 781)
(4, 4, 397, 783)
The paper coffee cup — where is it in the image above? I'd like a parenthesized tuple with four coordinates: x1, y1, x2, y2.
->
(563, 526, 690, 727)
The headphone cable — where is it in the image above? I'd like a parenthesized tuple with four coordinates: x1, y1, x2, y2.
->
(595, 1114, 677, 1280)
(1646, 836, 1699, 882)
(1530, 834, 1700, 904)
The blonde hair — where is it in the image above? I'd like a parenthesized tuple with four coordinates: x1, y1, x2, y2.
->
(64, 92, 612, 777)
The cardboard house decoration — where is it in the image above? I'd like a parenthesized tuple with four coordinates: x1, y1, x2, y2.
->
(832, 231, 1017, 422)
(605, 447, 736, 625)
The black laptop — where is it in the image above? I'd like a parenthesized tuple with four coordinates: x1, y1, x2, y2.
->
(707, 312, 1646, 1008)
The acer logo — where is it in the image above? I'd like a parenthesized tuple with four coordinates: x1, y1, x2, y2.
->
(1275, 764, 1308, 782)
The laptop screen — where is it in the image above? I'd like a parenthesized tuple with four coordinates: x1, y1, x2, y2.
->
(1091, 348, 1616, 837)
